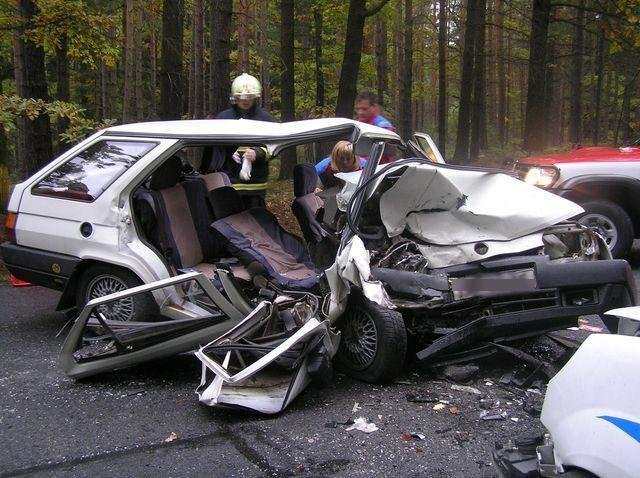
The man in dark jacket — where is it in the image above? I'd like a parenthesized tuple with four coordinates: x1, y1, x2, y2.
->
(213, 73, 276, 209)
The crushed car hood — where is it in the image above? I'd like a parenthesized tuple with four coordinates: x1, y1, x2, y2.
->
(339, 162, 584, 246)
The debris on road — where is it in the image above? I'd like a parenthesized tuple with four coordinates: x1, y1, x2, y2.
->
(325, 418, 355, 428)
(433, 403, 446, 411)
(451, 384, 481, 395)
(346, 417, 378, 433)
(479, 410, 508, 421)
(164, 432, 178, 443)
(402, 432, 426, 442)
(406, 391, 439, 403)
(442, 364, 479, 382)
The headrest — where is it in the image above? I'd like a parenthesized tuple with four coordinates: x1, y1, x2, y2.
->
(209, 186, 246, 219)
(150, 155, 183, 190)
(293, 163, 319, 197)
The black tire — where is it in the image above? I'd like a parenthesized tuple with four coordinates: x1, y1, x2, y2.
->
(577, 199, 633, 259)
(76, 265, 159, 322)
(561, 468, 597, 477)
(334, 291, 407, 383)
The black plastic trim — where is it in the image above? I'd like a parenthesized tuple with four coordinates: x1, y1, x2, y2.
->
(0, 242, 80, 290)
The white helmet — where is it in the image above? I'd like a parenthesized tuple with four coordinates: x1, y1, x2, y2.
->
(230, 73, 262, 102)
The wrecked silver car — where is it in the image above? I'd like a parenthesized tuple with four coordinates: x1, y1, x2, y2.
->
(42, 118, 636, 413)
(325, 155, 636, 384)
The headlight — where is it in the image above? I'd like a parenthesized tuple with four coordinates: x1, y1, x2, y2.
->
(523, 166, 558, 188)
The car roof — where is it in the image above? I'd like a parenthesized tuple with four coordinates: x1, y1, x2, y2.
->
(103, 118, 400, 153)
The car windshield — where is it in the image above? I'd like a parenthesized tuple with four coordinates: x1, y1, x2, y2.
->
(32, 140, 157, 201)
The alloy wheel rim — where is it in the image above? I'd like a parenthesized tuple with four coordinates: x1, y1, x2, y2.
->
(86, 274, 135, 321)
(340, 307, 378, 370)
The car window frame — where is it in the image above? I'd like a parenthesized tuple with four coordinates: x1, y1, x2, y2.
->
(31, 139, 160, 203)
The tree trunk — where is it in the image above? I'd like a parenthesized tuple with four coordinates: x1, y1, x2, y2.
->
(160, 0, 184, 120)
(0, 61, 10, 168)
(495, 0, 505, 146)
(569, 0, 584, 144)
(336, 0, 367, 118)
(210, 0, 232, 116)
(149, 12, 158, 119)
(314, 6, 325, 108)
(522, 0, 551, 152)
(259, 0, 271, 110)
(237, 0, 249, 74)
(188, 22, 195, 117)
(56, 33, 71, 153)
(375, 18, 388, 108)
(612, 73, 620, 143)
(193, 0, 205, 118)
(398, 0, 413, 140)
(14, 0, 52, 178)
(437, 0, 447, 154)
(135, 0, 144, 120)
(592, 24, 605, 145)
(505, 27, 512, 144)
(470, 0, 487, 160)
(335, 0, 391, 118)
(453, 0, 479, 162)
(620, 60, 638, 144)
(279, 0, 296, 180)
(544, 38, 562, 146)
(123, 0, 135, 122)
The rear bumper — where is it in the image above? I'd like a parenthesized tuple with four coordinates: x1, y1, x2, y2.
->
(0, 242, 80, 290)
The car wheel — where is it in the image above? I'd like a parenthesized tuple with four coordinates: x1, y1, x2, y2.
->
(561, 468, 597, 477)
(334, 291, 407, 383)
(577, 199, 633, 258)
(76, 265, 159, 322)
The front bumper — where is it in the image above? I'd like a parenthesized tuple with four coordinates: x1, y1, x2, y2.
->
(392, 257, 637, 363)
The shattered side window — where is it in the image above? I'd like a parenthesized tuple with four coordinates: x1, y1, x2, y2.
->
(32, 140, 157, 202)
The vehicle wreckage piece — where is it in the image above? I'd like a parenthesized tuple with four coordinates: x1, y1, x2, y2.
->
(324, 158, 636, 378)
(60, 272, 250, 378)
(195, 295, 339, 414)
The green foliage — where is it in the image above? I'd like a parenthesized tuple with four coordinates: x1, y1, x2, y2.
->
(24, 0, 120, 68)
(0, 94, 116, 143)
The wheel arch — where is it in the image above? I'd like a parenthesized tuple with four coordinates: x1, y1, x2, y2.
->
(559, 176, 640, 237)
(56, 260, 144, 311)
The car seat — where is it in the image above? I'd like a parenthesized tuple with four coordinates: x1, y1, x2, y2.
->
(210, 186, 320, 289)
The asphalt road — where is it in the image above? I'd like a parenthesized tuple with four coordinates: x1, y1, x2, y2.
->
(2, 252, 639, 478)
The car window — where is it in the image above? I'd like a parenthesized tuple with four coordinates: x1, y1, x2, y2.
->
(32, 140, 157, 201)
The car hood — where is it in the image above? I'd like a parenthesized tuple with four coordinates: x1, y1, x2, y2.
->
(518, 145, 640, 166)
(338, 162, 583, 245)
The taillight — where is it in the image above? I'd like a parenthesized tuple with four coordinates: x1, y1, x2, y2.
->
(5, 212, 17, 243)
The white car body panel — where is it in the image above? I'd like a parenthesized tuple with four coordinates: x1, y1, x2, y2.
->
(334, 161, 583, 267)
(379, 164, 583, 244)
(541, 333, 640, 478)
(555, 161, 640, 187)
(14, 136, 178, 283)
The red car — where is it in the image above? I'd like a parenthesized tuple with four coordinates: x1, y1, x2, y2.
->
(514, 138, 640, 258)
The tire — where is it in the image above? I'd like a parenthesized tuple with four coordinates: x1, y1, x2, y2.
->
(577, 199, 633, 259)
(334, 291, 407, 383)
(76, 265, 159, 322)
(561, 469, 597, 478)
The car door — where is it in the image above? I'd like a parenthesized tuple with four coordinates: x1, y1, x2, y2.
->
(408, 132, 446, 163)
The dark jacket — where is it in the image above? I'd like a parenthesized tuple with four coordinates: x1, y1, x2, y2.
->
(208, 104, 276, 189)
(215, 104, 276, 122)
